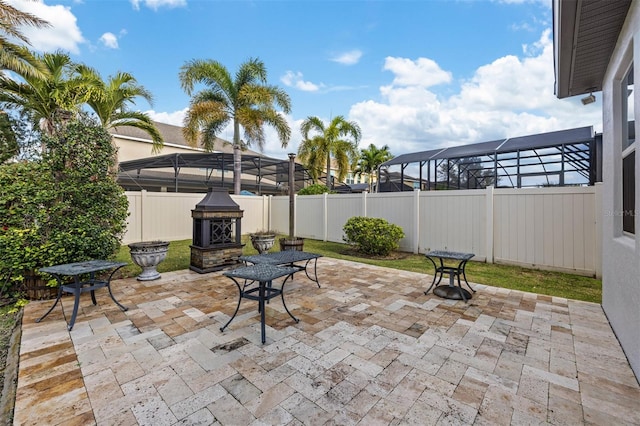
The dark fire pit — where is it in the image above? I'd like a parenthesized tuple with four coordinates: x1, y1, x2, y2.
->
(189, 188, 244, 273)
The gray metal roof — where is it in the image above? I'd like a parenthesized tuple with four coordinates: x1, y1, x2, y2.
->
(380, 126, 594, 167)
(554, 0, 632, 98)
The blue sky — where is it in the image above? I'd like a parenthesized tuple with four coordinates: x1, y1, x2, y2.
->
(11, 0, 602, 160)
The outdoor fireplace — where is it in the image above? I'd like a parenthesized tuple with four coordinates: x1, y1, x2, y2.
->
(190, 188, 244, 273)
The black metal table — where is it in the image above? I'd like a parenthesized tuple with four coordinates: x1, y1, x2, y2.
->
(424, 251, 475, 302)
(220, 264, 300, 344)
(239, 251, 323, 288)
(37, 260, 128, 330)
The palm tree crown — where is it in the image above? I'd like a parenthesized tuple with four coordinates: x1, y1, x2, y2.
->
(0, 51, 91, 135)
(179, 57, 291, 194)
(298, 115, 361, 189)
(0, 0, 50, 79)
(354, 143, 393, 192)
(80, 66, 163, 153)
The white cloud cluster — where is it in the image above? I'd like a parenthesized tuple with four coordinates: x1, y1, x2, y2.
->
(330, 50, 363, 65)
(131, 0, 187, 11)
(146, 108, 188, 127)
(99, 32, 118, 49)
(7, 0, 84, 54)
(348, 29, 602, 157)
(281, 71, 321, 92)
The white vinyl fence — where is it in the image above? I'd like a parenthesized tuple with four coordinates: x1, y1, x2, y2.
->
(124, 184, 602, 277)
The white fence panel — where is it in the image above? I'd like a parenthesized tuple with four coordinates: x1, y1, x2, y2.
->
(123, 192, 142, 243)
(419, 190, 487, 259)
(122, 186, 601, 276)
(493, 187, 597, 275)
(127, 192, 204, 243)
(270, 196, 290, 235)
(367, 192, 417, 252)
(295, 195, 325, 240)
(234, 195, 270, 234)
(325, 194, 364, 242)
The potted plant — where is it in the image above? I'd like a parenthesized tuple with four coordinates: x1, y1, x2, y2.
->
(249, 230, 277, 254)
(280, 153, 305, 251)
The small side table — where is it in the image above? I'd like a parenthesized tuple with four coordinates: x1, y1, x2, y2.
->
(424, 251, 475, 302)
(220, 264, 299, 344)
(37, 260, 128, 330)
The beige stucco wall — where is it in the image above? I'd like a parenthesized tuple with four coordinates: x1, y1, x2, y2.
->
(114, 135, 203, 163)
(601, 0, 640, 380)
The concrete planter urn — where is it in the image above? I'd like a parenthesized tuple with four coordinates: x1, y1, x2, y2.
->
(250, 233, 276, 254)
(128, 241, 169, 281)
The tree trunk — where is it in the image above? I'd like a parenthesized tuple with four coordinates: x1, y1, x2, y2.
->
(326, 153, 332, 189)
(233, 144, 241, 194)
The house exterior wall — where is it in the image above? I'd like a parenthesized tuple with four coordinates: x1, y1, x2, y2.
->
(601, 0, 640, 379)
(114, 135, 203, 164)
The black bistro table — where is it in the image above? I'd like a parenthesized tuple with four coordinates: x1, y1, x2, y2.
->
(37, 260, 128, 330)
(424, 251, 476, 302)
(221, 263, 300, 344)
(239, 251, 323, 287)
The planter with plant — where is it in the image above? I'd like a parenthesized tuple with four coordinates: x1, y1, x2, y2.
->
(249, 230, 277, 254)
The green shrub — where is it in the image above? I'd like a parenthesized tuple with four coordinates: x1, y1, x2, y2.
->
(342, 216, 404, 256)
(0, 115, 128, 292)
(298, 183, 335, 195)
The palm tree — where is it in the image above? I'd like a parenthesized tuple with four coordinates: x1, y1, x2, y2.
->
(298, 115, 361, 189)
(0, 0, 50, 79)
(179, 57, 291, 194)
(0, 51, 90, 136)
(79, 66, 163, 153)
(354, 143, 393, 192)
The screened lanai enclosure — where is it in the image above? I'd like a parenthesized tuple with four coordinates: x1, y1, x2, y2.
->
(118, 152, 314, 195)
(377, 126, 603, 192)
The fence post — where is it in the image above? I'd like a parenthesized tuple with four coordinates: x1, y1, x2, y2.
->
(323, 192, 328, 242)
(413, 189, 420, 253)
(594, 182, 603, 278)
(362, 191, 367, 217)
(485, 186, 494, 263)
(140, 189, 148, 242)
(266, 195, 272, 231)
(293, 193, 298, 237)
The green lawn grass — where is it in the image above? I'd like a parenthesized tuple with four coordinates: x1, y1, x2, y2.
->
(115, 236, 602, 303)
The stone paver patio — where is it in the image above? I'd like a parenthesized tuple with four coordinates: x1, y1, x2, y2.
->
(14, 258, 640, 425)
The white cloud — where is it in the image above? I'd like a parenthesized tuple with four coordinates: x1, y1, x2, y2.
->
(330, 50, 363, 65)
(281, 71, 321, 92)
(7, 0, 84, 54)
(383, 57, 452, 88)
(99, 32, 118, 49)
(146, 108, 188, 127)
(131, 0, 187, 11)
(348, 29, 602, 157)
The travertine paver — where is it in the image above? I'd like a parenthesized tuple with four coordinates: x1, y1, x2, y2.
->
(14, 258, 640, 425)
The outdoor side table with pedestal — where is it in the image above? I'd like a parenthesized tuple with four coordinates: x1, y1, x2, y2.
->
(220, 263, 300, 344)
(424, 251, 476, 302)
(37, 260, 128, 331)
